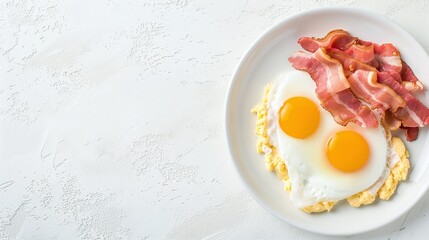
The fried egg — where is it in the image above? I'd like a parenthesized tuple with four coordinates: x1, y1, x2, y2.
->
(267, 70, 389, 208)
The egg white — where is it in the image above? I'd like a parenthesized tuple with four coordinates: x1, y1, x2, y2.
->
(267, 70, 389, 208)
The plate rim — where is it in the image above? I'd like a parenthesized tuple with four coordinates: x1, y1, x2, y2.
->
(225, 6, 429, 236)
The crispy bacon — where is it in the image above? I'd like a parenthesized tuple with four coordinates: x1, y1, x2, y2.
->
(377, 72, 429, 127)
(401, 126, 419, 141)
(344, 44, 380, 68)
(387, 71, 403, 83)
(300, 32, 408, 82)
(289, 51, 378, 128)
(312, 48, 350, 93)
(292, 30, 429, 140)
(299, 31, 423, 94)
(357, 39, 372, 46)
(330, 89, 379, 128)
(374, 43, 402, 74)
(348, 70, 405, 112)
(382, 110, 402, 130)
(298, 29, 357, 52)
(401, 61, 424, 92)
(326, 49, 377, 76)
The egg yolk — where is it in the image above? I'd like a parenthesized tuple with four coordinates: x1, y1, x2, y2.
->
(279, 96, 320, 139)
(326, 130, 370, 172)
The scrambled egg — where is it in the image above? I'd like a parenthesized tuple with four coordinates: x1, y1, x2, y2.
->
(251, 84, 410, 213)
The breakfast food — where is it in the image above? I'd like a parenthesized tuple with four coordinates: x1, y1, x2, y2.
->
(290, 30, 429, 141)
(251, 30, 428, 213)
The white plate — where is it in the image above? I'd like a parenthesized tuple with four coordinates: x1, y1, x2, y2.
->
(225, 7, 429, 235)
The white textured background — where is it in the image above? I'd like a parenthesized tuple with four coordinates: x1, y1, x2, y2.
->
(1, 0, 429, 239)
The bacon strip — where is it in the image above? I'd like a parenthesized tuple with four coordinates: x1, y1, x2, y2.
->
(326, 49, 377, 77)
(382, 110, 402, 130)
(300, 32, 409, 82)
(401, 61, 424, 92)
(300, 31, 424, 92)
(313, 48, 350, 93)
(344, 44, 380, 68)
(298, 29, 357, 53)
(374, 43, 402, 74)
(348, 70, 405, 112)
(401, 126, 419, 141)
(293, 30, 429, 141)
(331, 47, 418, 93)
(289, 51, 378, 128)
(377, 72, 429, 127)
